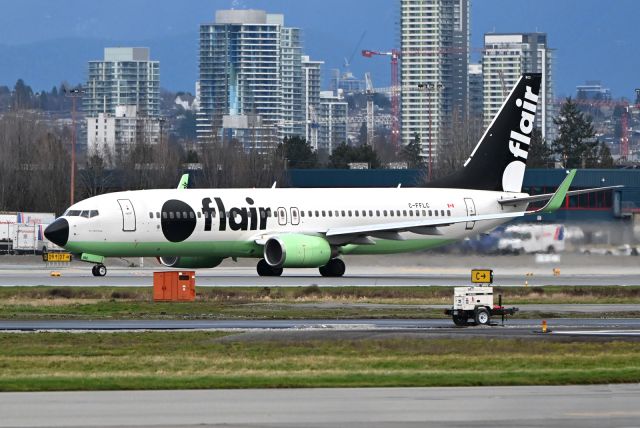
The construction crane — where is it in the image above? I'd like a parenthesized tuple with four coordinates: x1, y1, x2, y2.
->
(362, 49, 400, 149)
(364, 72, 375, 147)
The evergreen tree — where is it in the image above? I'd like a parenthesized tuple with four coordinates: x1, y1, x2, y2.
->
(552, 98, 598, 168)
(401, 133, 424, 168)
(328, 142, 381, 169)
(275, 136, 318, 169)
(527, 129, 555, 168)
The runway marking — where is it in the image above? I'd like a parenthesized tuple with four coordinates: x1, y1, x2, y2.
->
(553, 329, 640, 336)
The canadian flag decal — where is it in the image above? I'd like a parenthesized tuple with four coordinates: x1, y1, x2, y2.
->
(447, 203, 455, 208)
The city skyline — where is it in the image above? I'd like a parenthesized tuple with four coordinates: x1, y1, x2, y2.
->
(0, 0, 638, 99)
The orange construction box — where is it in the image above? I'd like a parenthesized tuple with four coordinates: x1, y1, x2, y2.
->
(153, 271, 196, 302)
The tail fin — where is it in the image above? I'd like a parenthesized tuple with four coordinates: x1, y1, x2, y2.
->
(427, 73, 543, 192)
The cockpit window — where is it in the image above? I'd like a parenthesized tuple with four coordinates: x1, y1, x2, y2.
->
(64, 209, 99, 218)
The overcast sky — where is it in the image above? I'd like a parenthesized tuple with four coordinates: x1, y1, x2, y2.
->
(0, 0, 638, 98)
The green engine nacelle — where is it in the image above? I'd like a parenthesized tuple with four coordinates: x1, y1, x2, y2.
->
(158, 256, 224, 269)
(264, 234, 332, 268)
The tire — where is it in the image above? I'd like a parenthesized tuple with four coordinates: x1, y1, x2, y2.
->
(547, 246, 555, 254)
(257, 259, 283, 277)
(452, 313, 468, 326)
(91, 265, 99, 277)
(475, 308, 491, 326)
(96, 264, 107, 277)
(319, 258, 346, 277)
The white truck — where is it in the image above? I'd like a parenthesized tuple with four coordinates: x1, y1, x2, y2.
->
(445, 286, 518, 326)
(0, 212, 57, 254)
(498, 224, 565, 254)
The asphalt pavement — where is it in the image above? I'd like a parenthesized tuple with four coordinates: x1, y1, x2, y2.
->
(1, 385, 639, 427)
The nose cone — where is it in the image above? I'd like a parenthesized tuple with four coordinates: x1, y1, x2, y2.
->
(44, 218, 69, 247)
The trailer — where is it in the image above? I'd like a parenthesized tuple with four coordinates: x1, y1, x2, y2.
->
(444, 286, 518, 326)
(13, 224, 37, 254)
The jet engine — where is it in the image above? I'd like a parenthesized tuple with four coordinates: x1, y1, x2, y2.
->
(264, 234, 332, 268)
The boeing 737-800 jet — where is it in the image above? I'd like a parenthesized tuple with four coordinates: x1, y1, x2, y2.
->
(44, 74, 619, 277)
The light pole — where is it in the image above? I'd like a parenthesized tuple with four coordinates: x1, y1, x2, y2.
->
(64, 87, 85, 205)
(418, 82, 443, 181)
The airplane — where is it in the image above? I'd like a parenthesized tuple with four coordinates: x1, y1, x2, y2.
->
(45, 73, 620, 277)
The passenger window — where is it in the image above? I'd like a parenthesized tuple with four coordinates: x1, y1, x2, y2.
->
(156, 212, 160, 218)
(308, 210, 312, 217)
(149, 212, 153, 219)
(315, 210, 320, 217)
(162, 212, 167, 219)
(422, 210, 426, 216)
(434, 211, 438, 217)
(300, 211, 305, 217)
(409, 210, 413, 217)
(204, 211, 209, 219)
(348, 210, 352, 217)
(369, 210, 373, 217)
(428, 210, 432, 216)
(342, 210, 346, 217)
(197, 212, 201, 218)
(376, 210, 380, 216)
(322, 210, 326, 217)
(190, 212, 195, 219)
(176, 212, 181, 219)
(328, 211, 332, 217)
(383, 210, 388, 216)
(396, 210, 401, 216)
(390, 211, 394, 217)
(355, 211, 359, 217)
(447, 210, 451, 216)
(441, 210, 445, 216)
(402, 210, 407, 217)
(169, 212, 174, 219)
(335, 210, 339, 217)
(362, 210, 366, 217)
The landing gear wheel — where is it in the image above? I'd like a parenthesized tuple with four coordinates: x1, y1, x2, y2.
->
(474, 308, 490, 326)
(452, 313, 468, 327)
(319, 258, 346, 277)
(257, 259, 283, 277)
(92, 264, 107, 277)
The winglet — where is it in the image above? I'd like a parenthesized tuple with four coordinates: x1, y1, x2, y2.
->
(177, 173, 189, 190)
(531, 169, 576, 214)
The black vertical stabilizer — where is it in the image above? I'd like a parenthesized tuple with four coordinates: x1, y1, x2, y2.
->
(426, 73, 542, 192)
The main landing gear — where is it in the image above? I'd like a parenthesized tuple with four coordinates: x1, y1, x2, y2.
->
(257, 259, 283, 277)
(319, 258, 345, 277)
(91, 264, 107, 277)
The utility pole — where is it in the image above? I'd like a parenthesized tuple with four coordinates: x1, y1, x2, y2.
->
(64, 87, 84, 205)
(418, 82, 443, 181)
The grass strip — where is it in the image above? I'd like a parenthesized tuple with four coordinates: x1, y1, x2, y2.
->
(0, 332, 639, 391)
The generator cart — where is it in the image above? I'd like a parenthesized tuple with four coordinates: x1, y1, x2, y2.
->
(444, 286, 518, 326)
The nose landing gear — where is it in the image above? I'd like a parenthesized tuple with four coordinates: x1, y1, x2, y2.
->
(91, 264, 107, 277)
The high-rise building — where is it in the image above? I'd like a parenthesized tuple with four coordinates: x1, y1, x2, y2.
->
(468, 63, 483, 119)
(198, 10, 307, 151)
(576, 81, 611, 102)
(302, 55, 323, 150)
(400, 0, 470, 160)
(84, 47, 160, 118)
(319, 90, 348, 155)
(482, 33, 555, 141)
(84, 47, 160, 158)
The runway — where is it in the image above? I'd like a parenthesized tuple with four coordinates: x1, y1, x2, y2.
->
(2, 253, 640, 286)
(2, 318, 640, 337)
(2, 384, 639, 427)
(1, 266, 640, 287)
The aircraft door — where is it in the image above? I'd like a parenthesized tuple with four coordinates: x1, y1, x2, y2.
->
(117, 199, 137, 232)
(277, 207, 287, 226)
(290, 207, 300, 225)
(464, 198, 476, 230)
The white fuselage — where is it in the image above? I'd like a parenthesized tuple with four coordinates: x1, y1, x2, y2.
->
(59, 187, 527, 259)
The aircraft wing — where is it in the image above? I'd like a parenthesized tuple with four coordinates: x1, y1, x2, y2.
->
(326, 169, 579, 239)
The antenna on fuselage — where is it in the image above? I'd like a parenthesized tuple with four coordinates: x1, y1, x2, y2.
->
(272, 182, 277, 188)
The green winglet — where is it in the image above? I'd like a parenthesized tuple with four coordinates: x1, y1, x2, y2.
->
(177, 173, 189, 190)
(539, 169, 577, 213)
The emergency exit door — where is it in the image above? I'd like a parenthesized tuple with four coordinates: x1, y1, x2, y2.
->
(464, 198, 476, 230)
(117, 199, 136, 232)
